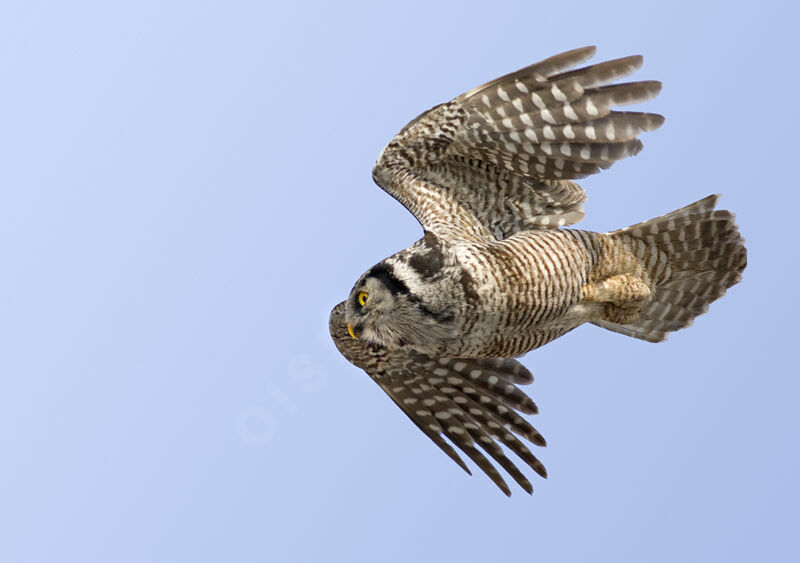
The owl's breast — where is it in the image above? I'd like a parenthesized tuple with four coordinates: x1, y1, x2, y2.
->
(448, 229, 602, 357)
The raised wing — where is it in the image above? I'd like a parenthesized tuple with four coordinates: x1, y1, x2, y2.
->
(330, 302, 546, 496)
(372, 46, 663, 241)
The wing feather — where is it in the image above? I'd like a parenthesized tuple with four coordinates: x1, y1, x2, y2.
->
(330, 302, 546, 495)
(372, 47, 663, 240)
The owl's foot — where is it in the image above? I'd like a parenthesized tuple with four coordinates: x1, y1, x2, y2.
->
(582, 274, 652, 325)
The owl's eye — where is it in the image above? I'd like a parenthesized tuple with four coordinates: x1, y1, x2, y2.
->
(358, 291, 369, 307)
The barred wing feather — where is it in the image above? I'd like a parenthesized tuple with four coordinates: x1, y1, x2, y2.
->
(330, 302, 546, 495)
(373, 46, 663, 241)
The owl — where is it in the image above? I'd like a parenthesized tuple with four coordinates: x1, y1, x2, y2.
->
(331, 47, 746, 495)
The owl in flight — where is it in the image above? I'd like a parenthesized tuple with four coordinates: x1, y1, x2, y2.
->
(330, 46, 746, 495)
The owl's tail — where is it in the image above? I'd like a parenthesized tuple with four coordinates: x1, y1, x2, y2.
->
(592, 195, 747, 342)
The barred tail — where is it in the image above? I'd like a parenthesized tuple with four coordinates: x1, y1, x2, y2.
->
(593, 194, 747, 342)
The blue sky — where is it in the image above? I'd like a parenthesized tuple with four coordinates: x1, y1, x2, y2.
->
(1, 1, 797, 562)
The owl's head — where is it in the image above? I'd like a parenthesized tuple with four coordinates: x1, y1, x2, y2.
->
(344, 263, 454, 353)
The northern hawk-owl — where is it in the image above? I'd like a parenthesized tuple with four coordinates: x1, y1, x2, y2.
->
(330, 46, 747, 495)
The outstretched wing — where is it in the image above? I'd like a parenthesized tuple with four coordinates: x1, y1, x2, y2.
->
(372, 46, 664, 241)
(329, 302, 546, 496)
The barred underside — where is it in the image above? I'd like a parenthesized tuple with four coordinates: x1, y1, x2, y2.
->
(595, 195, 747, 342)
(454, 229, 602, 357)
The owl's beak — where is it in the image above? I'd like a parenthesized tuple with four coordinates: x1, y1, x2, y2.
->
(347, 324, 358, 339)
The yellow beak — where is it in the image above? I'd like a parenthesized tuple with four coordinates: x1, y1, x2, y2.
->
(347, 324, 357, 339)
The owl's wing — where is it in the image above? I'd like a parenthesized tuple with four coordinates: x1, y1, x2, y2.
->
(330, 302, 546, 496)
(372, 46, 664, 241)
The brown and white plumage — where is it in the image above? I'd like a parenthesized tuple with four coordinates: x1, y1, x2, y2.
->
(330, 302, 546, 496)
(332, 47, 747, 495)
(372, 46, 664, 241)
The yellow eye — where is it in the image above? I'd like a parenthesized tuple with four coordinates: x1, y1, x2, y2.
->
(358, 291, 368, 307)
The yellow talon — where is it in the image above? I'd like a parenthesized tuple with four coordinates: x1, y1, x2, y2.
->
(348, 324, 357, 339)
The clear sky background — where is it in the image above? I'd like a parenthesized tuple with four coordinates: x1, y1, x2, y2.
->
(1, 1, 797, 562)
